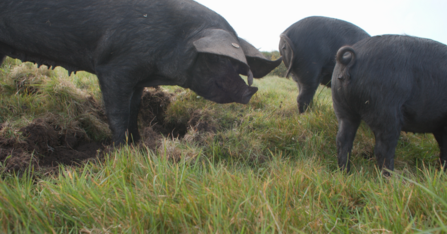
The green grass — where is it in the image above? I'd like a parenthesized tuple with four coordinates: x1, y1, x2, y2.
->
(1, 58, 446, 233)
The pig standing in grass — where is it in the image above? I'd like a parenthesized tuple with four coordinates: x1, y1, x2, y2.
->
(332, 35, 447, 175)
(0, 0, 282, 145)
(279, 16, 369, 113)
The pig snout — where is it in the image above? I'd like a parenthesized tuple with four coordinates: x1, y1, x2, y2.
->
(239, 86, 258, 104)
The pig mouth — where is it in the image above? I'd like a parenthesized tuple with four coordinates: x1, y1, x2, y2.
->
(240, 86, 258, 104)
(208, 74, 258, 104)
(215, 80, 258, 104)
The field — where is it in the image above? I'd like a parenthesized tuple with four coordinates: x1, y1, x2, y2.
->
(0, 57, 446, 233)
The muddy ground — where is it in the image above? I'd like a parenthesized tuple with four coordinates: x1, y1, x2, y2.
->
(0, 88, 216, 174)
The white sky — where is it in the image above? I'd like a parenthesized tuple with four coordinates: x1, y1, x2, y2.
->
(195, 0, 447, 51)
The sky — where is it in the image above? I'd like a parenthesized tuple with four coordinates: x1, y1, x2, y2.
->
(194, 0, 447, 52)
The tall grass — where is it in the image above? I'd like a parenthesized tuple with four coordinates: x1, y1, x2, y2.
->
(0, 58, 446, 233)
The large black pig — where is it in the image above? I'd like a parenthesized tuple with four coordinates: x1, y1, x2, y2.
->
(332, 35, 447, 175)
(279, 16, 369, 113)
(0, 0, 281, 145)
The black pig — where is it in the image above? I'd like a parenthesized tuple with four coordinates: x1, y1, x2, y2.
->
(279, 16, 369, 113)
(332, 35, 447, 175)
(0, 0, 281, 145)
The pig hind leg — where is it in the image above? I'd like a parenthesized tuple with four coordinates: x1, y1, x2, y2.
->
(293, 71, 320, 114)
(336, 114, 361, 173)
(369, 111, 402, 176)
(433, 128, 447, 169)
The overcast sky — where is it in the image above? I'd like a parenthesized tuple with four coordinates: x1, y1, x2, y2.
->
(194, 0, 447, 51)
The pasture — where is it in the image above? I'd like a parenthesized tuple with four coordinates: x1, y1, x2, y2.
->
(0, 58, 446, 233)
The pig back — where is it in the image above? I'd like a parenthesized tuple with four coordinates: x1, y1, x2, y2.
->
(0, 0, 234, 74)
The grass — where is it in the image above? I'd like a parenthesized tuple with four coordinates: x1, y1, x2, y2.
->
(0, 58, 109, 141)
(0, 58, 446, 233)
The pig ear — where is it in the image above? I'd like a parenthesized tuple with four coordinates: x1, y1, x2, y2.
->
(238, 38, 283, 78)
(193, 29, 250, 68)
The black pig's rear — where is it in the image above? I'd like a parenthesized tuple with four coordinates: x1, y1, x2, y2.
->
(279, 16, 369, 113)
(0, 0, 281, 145)
(332, 35, 447, 175)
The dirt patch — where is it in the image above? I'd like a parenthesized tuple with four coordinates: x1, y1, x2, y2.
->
(138, 87, 188, 139)
(138, 87, 189, 142)
(138, 87, 183, 152)
(187, 109, 217, 133)
(0, 138, 37, 173)
(0, 119, 104, 173)
(141, 126, 163, 151)
(183, 109, 218, 146)
(0, 87, 219, 174)
(138, 90, 218, 156)
(138, 87, 172, 128)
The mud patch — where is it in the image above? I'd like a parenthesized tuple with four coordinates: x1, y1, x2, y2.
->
(138, 87, 188, 147)
(0, 139, 38, 173)
(183, 109, 218, 146)
(138, 87, 189, 139)
(187, 109, 217, 133)
(139, 91, 218, 157)
(138, 87, 174, 151)
(141, 126, 163, 151)
(0, 119, 104, 173)
(138, 87, 172, 128)
(1, 87, 219, 173)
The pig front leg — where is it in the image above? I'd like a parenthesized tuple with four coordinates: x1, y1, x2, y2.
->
(96, 67, 141, 145)
(127, 87, 145, 143)
(433, 128, 447, 169)
(0, 54, 5, 65)
(336, 115, 361, 173)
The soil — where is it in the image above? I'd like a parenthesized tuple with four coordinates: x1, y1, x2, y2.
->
(188, 109, 217, 133)
(0, 87, 216, 174)
(138, 87, 188, 138)
(182, 109, 218, 146)
(0, 119, 104, 173)
(141, 126, 163, 151)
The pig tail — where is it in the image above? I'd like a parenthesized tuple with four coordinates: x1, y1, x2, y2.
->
(336, 46, 356, 80)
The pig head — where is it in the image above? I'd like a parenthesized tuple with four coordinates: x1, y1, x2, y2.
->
(186, 29, 282, 104)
